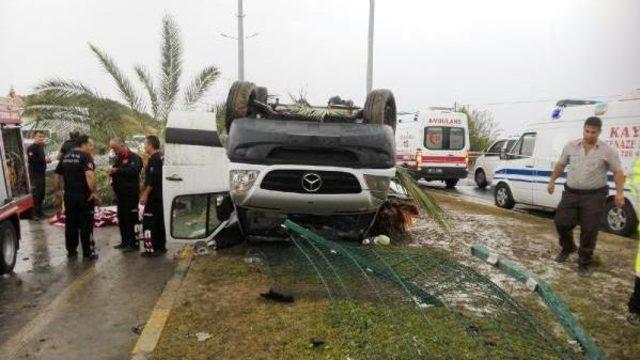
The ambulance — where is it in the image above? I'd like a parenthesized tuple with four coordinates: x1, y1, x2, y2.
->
(395, 109, 470, 188)
(493, 95, 640, 237)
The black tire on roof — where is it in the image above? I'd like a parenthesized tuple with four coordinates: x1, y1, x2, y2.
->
(225, 81, 256, 133)
(363, 89, 397, 133)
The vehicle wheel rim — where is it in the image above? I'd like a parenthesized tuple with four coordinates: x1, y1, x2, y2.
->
(607, 207, 627, 232)
(496, 188, 508, 206)
(2, 229, 15, 266)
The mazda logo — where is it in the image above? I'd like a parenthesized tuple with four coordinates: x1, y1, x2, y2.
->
(301, 173, 322, 192)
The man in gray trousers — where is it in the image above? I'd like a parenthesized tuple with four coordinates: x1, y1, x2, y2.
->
(547, 116, 625, 276)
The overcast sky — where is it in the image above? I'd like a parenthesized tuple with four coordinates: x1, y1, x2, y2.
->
(1, 0, 639, 135)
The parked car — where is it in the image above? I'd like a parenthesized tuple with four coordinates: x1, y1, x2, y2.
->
(473, 136, 519, 188)
(493, 96, 640, 236)
(395, 109, 470, 188)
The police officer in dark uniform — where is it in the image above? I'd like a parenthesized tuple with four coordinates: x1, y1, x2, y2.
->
(58, 131, 80, 160)
(53, 135, 99, 260)
(109, 138, 142, 252)
(140, 135, 166, 257)
(27, 130, 50, 220)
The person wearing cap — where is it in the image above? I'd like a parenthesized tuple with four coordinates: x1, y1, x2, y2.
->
(548, 116, 625, 276)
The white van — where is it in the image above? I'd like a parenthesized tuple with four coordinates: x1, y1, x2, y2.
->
(396, 109, 470, 188)
(473, 136, 519, 188)
(162, 111, 232, 244)
(493, 97, 640, 236)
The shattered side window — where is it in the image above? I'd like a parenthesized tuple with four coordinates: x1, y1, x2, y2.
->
(171, 193, 223, 239)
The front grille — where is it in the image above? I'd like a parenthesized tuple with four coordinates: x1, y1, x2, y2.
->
(260, 170, 362, 194)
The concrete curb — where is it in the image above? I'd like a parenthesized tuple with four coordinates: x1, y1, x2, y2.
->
(130, 247, 194, 360)
(471, 244, 605, 360)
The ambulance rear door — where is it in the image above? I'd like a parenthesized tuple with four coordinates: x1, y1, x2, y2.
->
(420, 110, 469, 174)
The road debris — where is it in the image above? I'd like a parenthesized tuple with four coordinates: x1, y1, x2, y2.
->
(260, 289, 294, 303)
(193, 241, 214, 256)
(372, 234, 390, 245)
(194, 332, 212, 342)
(131, 323, 145, 335)
(309, 338, 326, 348)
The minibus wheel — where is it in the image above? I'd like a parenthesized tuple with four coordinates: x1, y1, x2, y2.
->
(363, 89, 397, 133)
(225, 81, 257, 133)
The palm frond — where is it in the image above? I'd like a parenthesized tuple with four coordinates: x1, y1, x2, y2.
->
(23, 104, 90, 118)
(211, 102, 228, 149)
(134, 65, 159, 119)
(289, 90, 311, 107)
(287, 103, 353, 122)
(34, 78, 100, 98)
(89, 43, 145, 113)
(286, 90, 353, 122)
(395, 167, 451, 232)
(25, 105, 92, 130)
(159, 14, 183, 121)
(212, 102, 226, 135)
(183, 66, 220, 109)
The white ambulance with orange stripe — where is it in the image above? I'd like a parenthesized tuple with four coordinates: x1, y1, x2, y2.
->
(395, 109, 470, 188)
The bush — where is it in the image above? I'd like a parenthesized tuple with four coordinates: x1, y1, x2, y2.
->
(456, 106, 500, 152)
(42, 165, 117, 210)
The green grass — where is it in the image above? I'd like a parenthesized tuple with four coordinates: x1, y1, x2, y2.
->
(153, 249, 575, 360)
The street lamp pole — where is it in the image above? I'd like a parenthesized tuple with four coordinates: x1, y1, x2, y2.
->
(238, 0, 245, 81)
(222, 1, 257, 81)
(366, 0, 375, 95)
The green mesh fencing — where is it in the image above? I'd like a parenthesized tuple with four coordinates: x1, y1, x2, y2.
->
(248, 220, 580, 359)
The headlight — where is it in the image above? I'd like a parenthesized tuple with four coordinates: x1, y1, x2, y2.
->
(230, 170, 260, 194)
(364, 174, 391, 200)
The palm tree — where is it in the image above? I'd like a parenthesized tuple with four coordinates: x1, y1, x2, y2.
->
(26, 14, 220, 144)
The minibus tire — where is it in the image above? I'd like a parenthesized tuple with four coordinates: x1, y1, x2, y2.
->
(0, 221, 18, 274)
(225, 81, 256, 133)
(475, 169, 488, 188)
(363, 89, 397, 133)
(603, 199, 637, 237)
(494, 183, 515, 209)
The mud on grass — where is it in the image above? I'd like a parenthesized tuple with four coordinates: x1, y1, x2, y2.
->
(412, 191, 640, 360)
(152, 247, 569, 359)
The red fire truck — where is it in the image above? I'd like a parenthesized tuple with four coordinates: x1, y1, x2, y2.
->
(0, 94, 34, 274)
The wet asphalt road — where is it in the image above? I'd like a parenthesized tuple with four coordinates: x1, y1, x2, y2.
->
(419, 177, 556, 220)
(0, 219, 180, 360)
